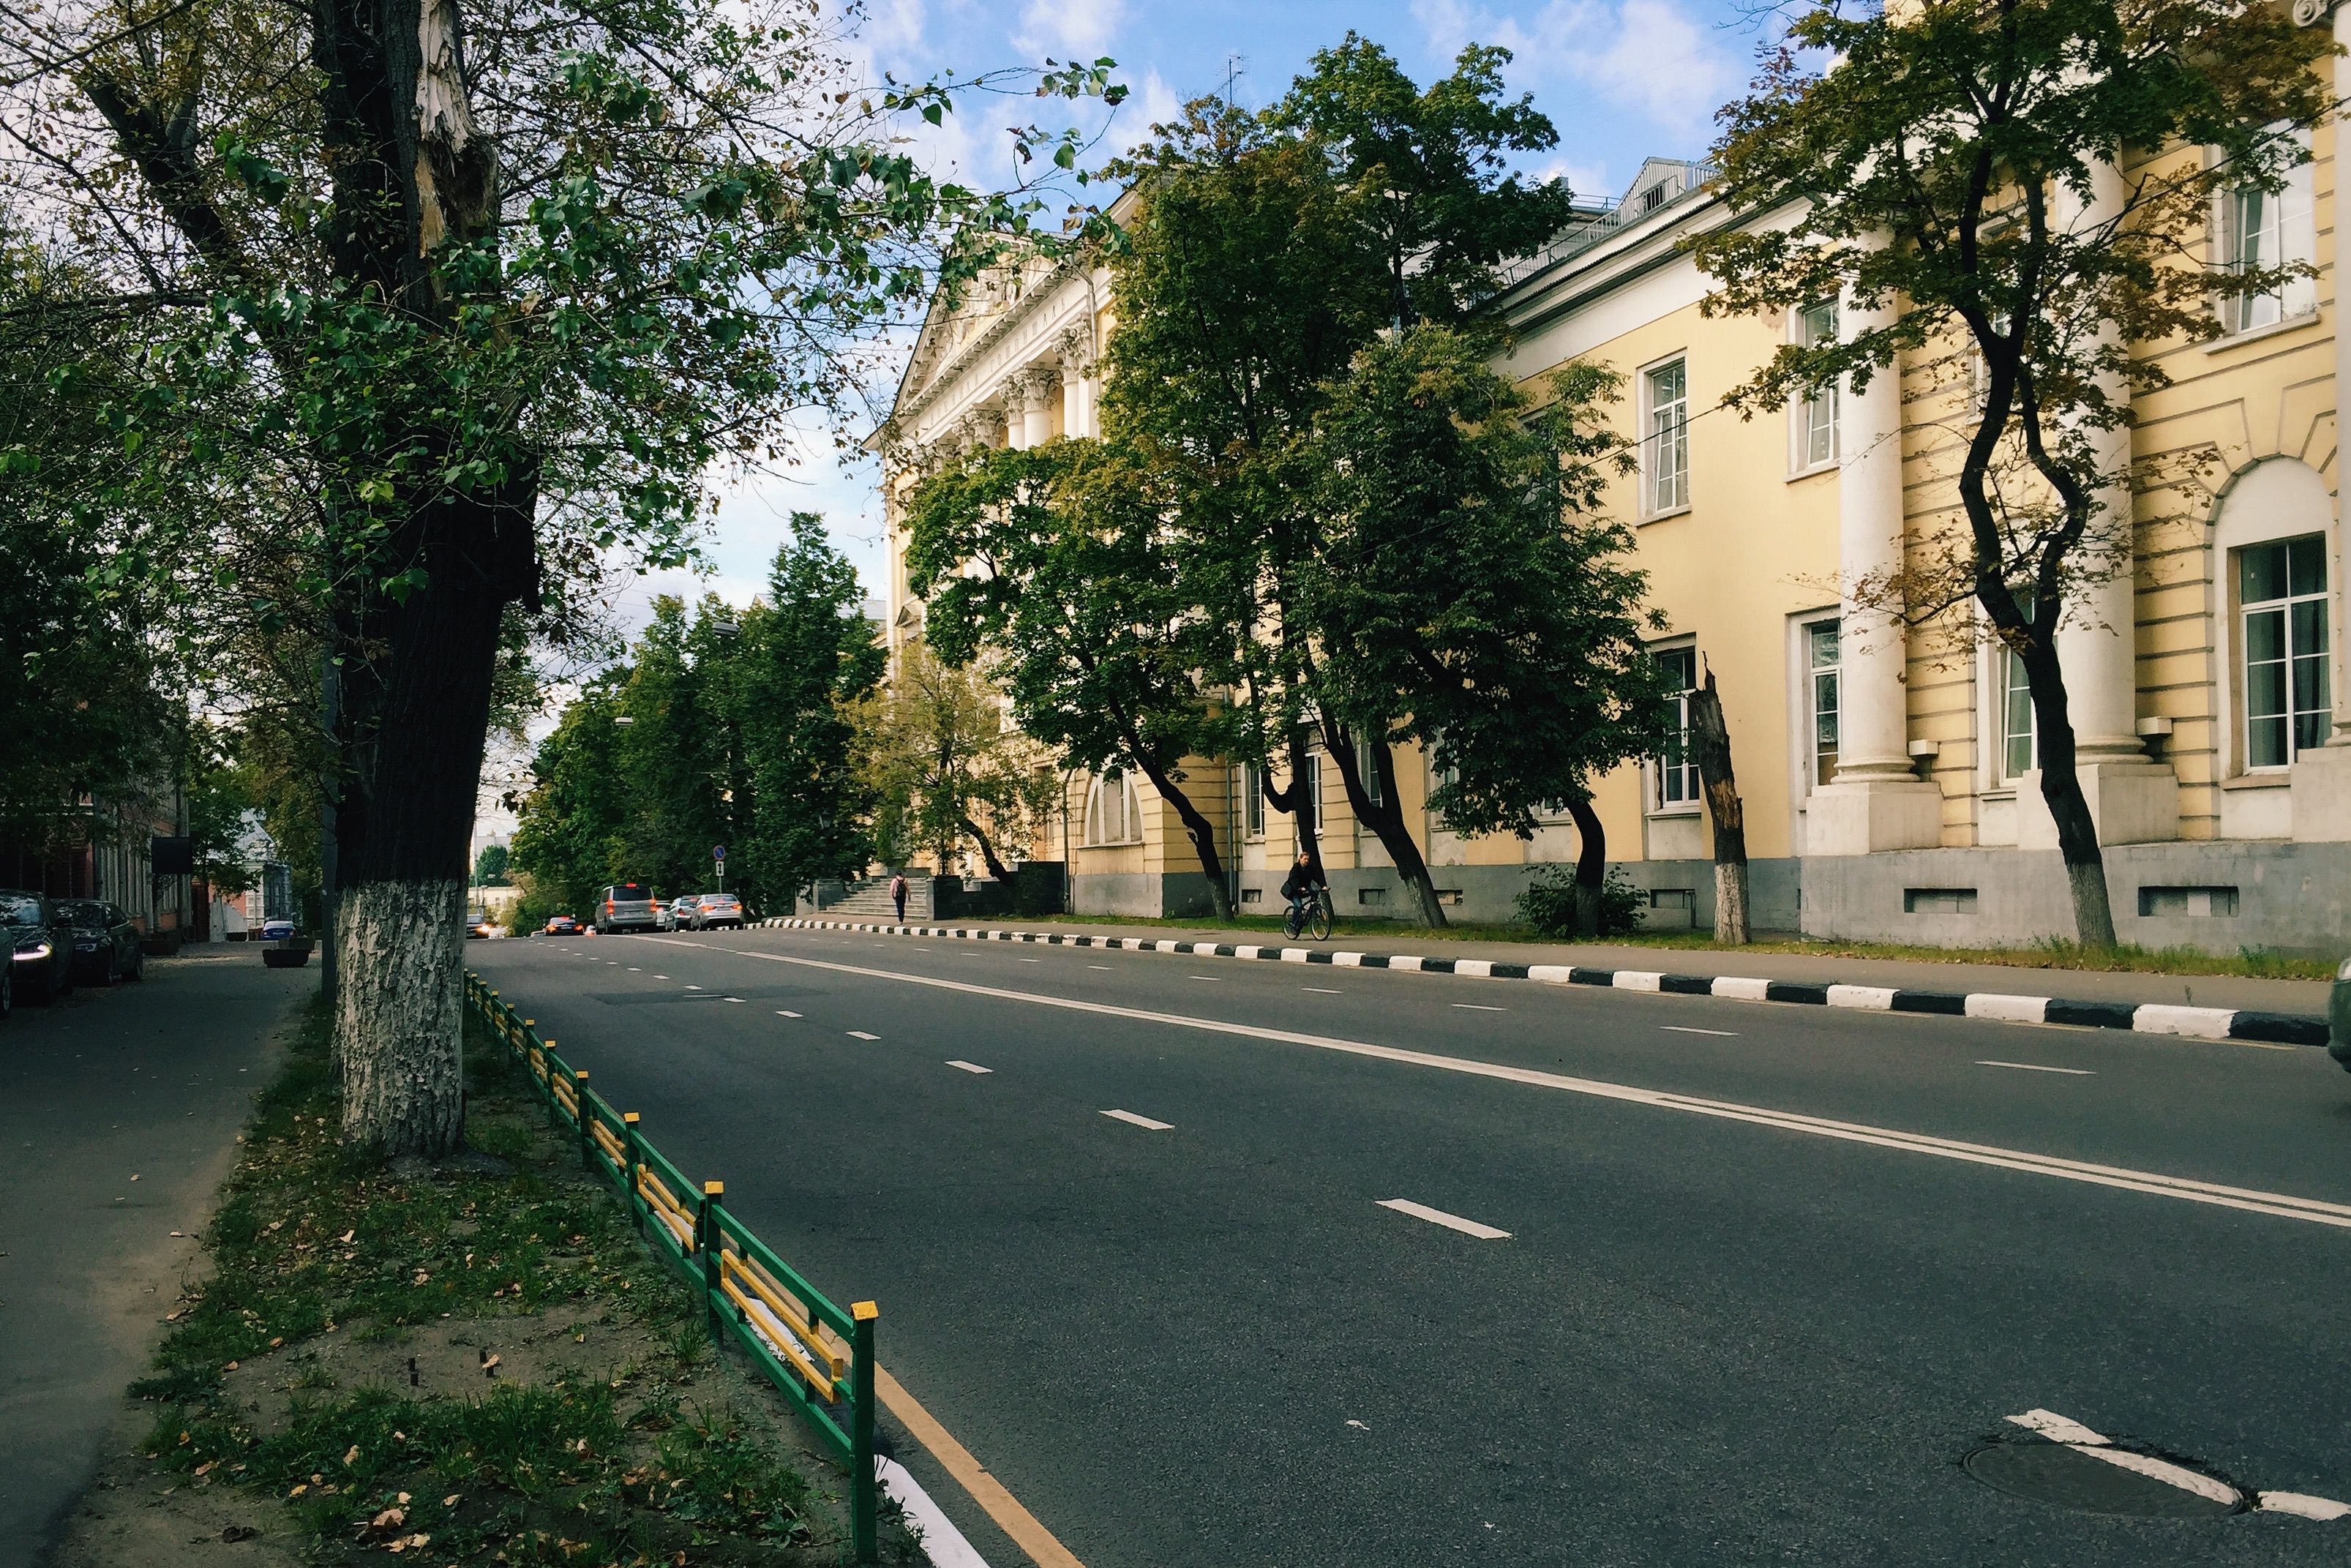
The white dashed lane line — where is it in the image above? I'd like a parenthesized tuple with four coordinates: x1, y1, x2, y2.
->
(2006, 1409, 2350, 1519)
(1451, 1002, 1504, 1011)
(947, 1060, 992, 1075)
(1379, 1198, 1512, 1239)
(1662, 1025, 1737, 1037)
(776, 1010, 801, 1019)
(1088, 965, 1113, 970)
(847, 1031, 880, 1041)
(1979, 1060, 2095, 1075)
(1304, 986, 1343, 994)
(1101, 1109, 1173, 1130)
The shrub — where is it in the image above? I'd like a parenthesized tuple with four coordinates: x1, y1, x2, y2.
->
(1518, 864, 1644, 938)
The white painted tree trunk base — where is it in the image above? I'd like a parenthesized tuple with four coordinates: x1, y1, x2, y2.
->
(337, 877, 468, 1156)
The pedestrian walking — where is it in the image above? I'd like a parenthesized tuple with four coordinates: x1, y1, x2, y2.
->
(890, 871, 908, 925)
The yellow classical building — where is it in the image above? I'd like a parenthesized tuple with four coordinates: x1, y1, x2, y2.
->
(874, 20, 2351, 954)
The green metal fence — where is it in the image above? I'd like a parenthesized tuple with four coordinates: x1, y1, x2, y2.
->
(464, 972, 880, 1561)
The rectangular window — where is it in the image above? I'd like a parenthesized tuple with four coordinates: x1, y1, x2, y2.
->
(1356, 739, 1384, 809)
(1242, 762, 1265, 839)
(1797, 301, 1838, 468)
(1807, 618, 1841, 787)
(1645, 359, 1689, 514)
(2219, 127, 2316, 334)
(1296, 754, 1320, 833)
(1656, 645, 1699, 807)
(2241, 535, 2330, 768)
(2002, 643, 2036, 781)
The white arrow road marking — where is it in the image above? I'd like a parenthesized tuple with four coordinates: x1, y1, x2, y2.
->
(1101, 1109, 1172, 1130)
(661, 939, 2351, 1231)
(1379, 1198, 1511, 1239)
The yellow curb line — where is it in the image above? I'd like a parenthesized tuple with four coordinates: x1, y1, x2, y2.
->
(874, 1365, 1086, 1568)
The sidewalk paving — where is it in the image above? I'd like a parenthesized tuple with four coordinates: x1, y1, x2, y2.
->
(865, 915, 2337, 1018)
(0, 947, 305, 1568)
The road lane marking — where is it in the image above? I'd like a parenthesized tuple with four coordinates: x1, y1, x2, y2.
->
(1021, 959, 1040, 963)
(1379, 1198, 1511, 1239)
(776, 1010, 801, 1019)
(1451, 1002, 1504, 1011)
(1101, 1109, 1173, 1130)
(1189, 975, 1221, 981)
(948, 1060, 992, 1075)
(725, 997, 745, 1002)
(1661, 1025, 1739, 1037)
(873, 1365, 1087, 1568)
(684, 984, 702, 990)
(1304, 987, 1343, 994)
(627, 967, 641, 972)
(2259, 1492, 2351, 1520)
(673, 937, 2351, 1231)
(1978, 1060, 2095, 1075)
(2008, 1408, 2110, 1445)
(847, 1031, 880, 1040)
(653, 974, 668, 979)
(874, 1455, 991, 1568)
(2007, 1408, 2347, 1517)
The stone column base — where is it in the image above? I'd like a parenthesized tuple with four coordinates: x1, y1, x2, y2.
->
(1806, 779, 1944, 855)
(2017, 761, 2179, 848)
(2288, 743, 2351, 840)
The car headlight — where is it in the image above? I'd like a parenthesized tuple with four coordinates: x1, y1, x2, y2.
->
(16, 942, 50, 960)
(2337, 956, 2351, 982)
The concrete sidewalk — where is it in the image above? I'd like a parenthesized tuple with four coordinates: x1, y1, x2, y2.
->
(0, 948, 306, 1568)
(875, 915, 2336, 1017)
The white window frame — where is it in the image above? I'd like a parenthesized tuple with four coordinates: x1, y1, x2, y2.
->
(1082, 770, 1144, 847)
(1802, 615, 1841, 789)
(1649, 642, 1701, 813)
(2213, 124, 2317, 338)
(1355, 738, 1384, 809)
(1296, 752, 1321, 833)
(1241, 761, 1266, 840)
(2236, 533, 2331, 771)
(1790, 301, 1839, 476)
(1640, 355, 1691, 519)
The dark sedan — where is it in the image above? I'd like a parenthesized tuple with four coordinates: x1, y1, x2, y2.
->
(3, 890, 73, 1006)
(2331, 956, 2351, 1076)
(56, 899, 143, 986)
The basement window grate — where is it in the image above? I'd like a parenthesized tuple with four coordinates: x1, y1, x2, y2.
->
(2137, 885, 2238, 918)
(1905, 888, 1979, 915)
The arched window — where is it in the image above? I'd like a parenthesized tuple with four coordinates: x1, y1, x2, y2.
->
(1083, 770, 1143, 846)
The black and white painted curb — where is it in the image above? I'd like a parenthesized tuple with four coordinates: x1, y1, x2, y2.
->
(751, 916, 2329, 1049)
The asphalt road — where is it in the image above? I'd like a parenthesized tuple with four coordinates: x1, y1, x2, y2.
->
(0, 948, 301, 1568)
(470, 926, 2351, 1567)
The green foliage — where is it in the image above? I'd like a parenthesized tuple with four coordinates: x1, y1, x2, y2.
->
(1518, 864, 1644, 939)
(849, 639, 1056, 880)
(472, 844, 511, 885)
(1308, 326, 1675, 839)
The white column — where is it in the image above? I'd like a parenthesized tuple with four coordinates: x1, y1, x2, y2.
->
(2019, 160, 2178, 847)
(1016, 367, 1054, 449)
(1807, 244, 1943, 856)
(1061, 356, 1090, 440)
(2053, 159, 2144, 763)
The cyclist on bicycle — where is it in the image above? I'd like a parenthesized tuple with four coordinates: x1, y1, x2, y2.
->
(1280, 852, 1328, 937)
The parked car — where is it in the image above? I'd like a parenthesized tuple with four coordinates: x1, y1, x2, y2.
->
(541, 914, 582, 937)
(595, 882, 659, 935)
(2331, 956, 2351, 1076)
(3, 890, 73, 1005)
(692, 891, 743, 931)
(666, 894, 702, 931)
(258, 916, 298, 942)
(56, 900, 142, 986)
(467, 907, 492, 939)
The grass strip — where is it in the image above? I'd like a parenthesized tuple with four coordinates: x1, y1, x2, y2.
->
(127, 994, 921, 1567)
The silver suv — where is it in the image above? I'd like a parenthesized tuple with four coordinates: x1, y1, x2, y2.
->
(596, 883, 658, 934)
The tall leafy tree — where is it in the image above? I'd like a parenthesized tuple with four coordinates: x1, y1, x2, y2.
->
(908, 442, 1237, 918)
(1692, 0, 2331, 946)
(850, 639, 1053, 883)
(509, 686, 628, 918)
(725, 515, 885, 903)
(7, 0, 1118, 1153)
(1308, 327, 1676, 930)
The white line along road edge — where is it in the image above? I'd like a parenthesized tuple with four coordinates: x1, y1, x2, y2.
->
(653, 938, 2351, 1233)
(875, 1456, 992, 1568)
(2006, 1410, 2350, 1519)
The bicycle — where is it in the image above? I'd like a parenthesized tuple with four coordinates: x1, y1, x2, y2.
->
(1282, 888, 1333, 942)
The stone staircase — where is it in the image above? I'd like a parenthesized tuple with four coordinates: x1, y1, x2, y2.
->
(816, 871, 934, 921)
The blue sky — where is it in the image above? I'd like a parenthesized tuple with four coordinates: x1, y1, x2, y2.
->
(620, 0, 1770, 629)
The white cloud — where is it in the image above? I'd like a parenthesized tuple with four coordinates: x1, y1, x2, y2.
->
(1410, 0, 1740, 146)
(1014, 0, 1125, 60)
(1110, 67, 1182, 154)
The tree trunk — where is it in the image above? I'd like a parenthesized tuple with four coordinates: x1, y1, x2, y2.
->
(1563, 795, 1608, 938)
(1686, 667, 1750, 945)
(960, 814, 1016, 883)
(334, 484, 536, 1156)
(1262, 724, 1326, 883)
(2015, 637, 2118, 948)
(1319, 719, 1447, 928)
(1128, 753, 1233, 920)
